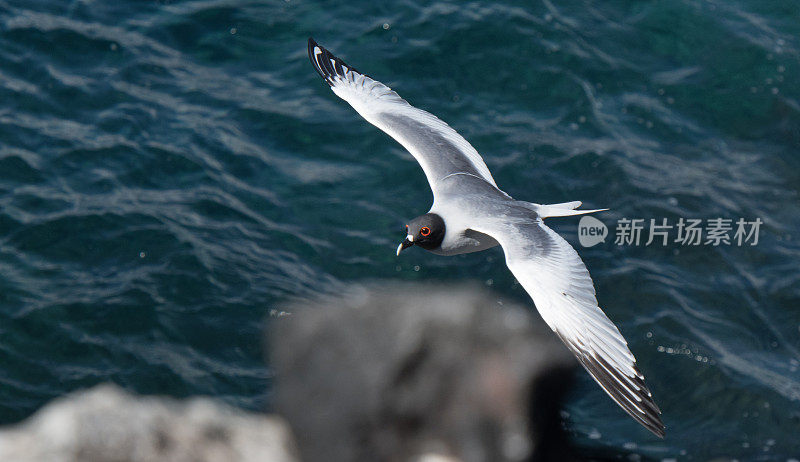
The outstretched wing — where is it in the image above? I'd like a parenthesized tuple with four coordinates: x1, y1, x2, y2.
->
(308, 38, 500, 198)
(474, 217, 665, 437)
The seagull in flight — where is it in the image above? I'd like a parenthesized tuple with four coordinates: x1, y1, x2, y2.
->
(307, 38, 664, 438)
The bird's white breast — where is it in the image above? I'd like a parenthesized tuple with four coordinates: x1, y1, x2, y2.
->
(429, 200, 500, 256)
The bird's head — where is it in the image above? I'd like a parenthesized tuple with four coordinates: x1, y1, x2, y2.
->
(397, 213, 446, 255)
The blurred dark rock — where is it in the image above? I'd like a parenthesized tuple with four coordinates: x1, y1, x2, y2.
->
(0, 384, 299, 462)
(0, 283, 578, 462)
(272, 283, 577, 462)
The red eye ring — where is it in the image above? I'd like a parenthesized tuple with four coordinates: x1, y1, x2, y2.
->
(420, 227, 431, 236)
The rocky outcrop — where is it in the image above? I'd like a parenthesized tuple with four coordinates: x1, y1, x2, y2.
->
(271, 283, 577, 462)
(0, 384, 299, 462)
(0, 282, 578, 462)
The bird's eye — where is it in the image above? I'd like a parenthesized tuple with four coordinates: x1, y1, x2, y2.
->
(420, 227, 431, 236)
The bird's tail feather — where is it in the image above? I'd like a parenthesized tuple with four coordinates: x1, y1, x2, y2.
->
(545, 200, 582, 210)
(527, 201, 608, 218)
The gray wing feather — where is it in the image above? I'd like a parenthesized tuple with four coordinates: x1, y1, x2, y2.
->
(308, 38, 500, 198)
(473, 216, 665, 437)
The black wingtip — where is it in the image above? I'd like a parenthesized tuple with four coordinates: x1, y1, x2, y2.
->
(307, 37, 318, 60)
(306, 38, 364, 87)
(566, 339, 666, 439)
(307, 37, 329, 84)
(649, 418, 666, 438)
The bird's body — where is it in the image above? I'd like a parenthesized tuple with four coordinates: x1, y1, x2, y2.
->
(430, 174, 506, 255)
(308, 38, 665, 438)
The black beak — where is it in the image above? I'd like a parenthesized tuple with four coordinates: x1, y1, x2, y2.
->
(396, 236, 414, 256)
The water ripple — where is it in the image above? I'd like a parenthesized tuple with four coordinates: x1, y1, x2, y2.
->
(0, 0, 798, 459)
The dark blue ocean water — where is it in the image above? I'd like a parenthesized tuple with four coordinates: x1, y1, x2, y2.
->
(0, 0, 798, 459)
